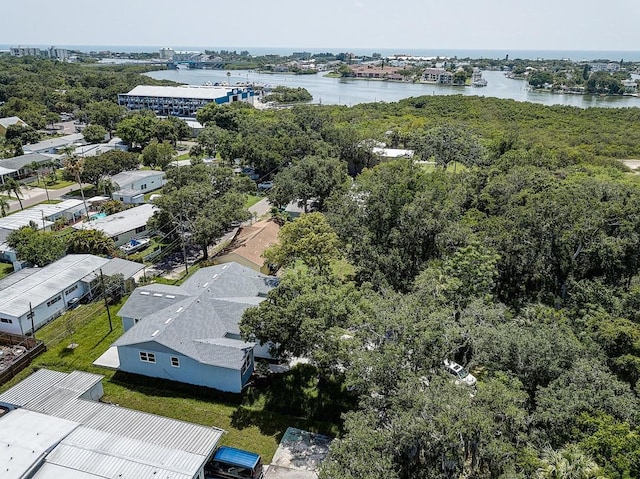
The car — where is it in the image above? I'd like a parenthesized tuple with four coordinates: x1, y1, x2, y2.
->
(205, 446, 264, 479)
(444, 359, 477, 387)
(257, 181, 273, 190)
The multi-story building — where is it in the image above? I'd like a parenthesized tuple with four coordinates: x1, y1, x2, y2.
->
(118, 84, 255, 117)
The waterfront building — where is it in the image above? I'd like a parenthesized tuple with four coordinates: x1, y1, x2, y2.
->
(118, 85, 255, 117)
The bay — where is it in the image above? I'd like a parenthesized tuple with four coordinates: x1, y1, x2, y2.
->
(145, 69, 640, 109)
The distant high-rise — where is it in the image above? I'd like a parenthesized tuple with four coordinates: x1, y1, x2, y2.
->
(159, 47, 175, 60)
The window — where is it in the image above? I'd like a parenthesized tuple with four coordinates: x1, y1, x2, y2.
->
(47, 295, 62, 307)
(65, 284, 78, 295)
(139, 351, 156, 363)
(0, 318, 13, 324)
(140, 183, 147, 190)
(135, 226, 146, 234)
(112, 236, 119, 242)
(241, 351, 253, 375)
(170, 356, 180, 368)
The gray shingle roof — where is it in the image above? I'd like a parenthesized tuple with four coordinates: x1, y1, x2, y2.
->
(114, 262, 278, 370)
(0, 152, 53, 171)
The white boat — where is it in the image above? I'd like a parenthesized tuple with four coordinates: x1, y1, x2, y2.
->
(119, 238, 151, 254)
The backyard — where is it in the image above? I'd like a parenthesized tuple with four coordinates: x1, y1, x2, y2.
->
(0, 294, 347, 461)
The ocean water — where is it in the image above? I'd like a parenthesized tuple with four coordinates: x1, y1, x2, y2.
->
(2, 44, 640, 62)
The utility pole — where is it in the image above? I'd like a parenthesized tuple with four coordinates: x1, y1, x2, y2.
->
(100, 269, 113, 332)
(179, 211, 189, 275)
(28, 302, 35, 339)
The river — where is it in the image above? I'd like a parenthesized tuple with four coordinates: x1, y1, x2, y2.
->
(145, 69, 640, 109)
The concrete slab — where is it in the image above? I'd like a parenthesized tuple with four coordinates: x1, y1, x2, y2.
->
(93, 346, 120, 369)
(267, 427, 331, 479)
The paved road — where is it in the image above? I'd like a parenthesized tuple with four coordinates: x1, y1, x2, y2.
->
(6, 184, 82, 214)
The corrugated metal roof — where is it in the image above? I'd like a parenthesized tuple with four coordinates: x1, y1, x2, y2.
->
(22, 133, 85, 153)
(0, 408, 79, 479)
(0, 368, 68, 406)
(81, 257, 145, 283)
(73, 204, 156, 238)
(111, 169, 165, 188)
(1, 369, 224, 479)
(0, 254, 109, 317)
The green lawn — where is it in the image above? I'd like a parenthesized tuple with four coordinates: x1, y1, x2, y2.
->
(245, 195, 262, 208)
(33, 171, 76, 190)
(0, 295, 346, 461)
(0, 262, 13, 280)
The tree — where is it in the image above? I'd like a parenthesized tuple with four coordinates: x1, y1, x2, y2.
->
(86, 100, 125, 136)
(241, 264, 366, 362)
(3, 177, 25, 210)
(116, 111, 158, 149)
(411, 124, 483, 170)
(68, 229, 117, 256)
(268, 156, 348, 211)
(62, 147, 89, 219)
(7, 225, 66, 266)
(82, 124, 108, 143)
(536, 444, 606, 479)
(263, 212, 342, 273)
(0, 196, 9, 217)
(142, 139, 175, 169)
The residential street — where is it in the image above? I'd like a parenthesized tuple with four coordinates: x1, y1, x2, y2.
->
(5, 184, 81, 214)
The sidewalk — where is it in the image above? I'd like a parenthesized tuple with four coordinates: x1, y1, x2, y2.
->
(6, 184, 81, 214)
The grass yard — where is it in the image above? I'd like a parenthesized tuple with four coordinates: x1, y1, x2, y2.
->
(245, 195, 262, 208)
(0, 295, 347, 461)
(0, 262, 13, 280)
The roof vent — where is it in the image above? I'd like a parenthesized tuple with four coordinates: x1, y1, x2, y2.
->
(151, 330, 160, 337)
(176, 307, 184, 313)
(140, 291, 150, 296)
(153, 293, 162, 297)
(166, 295, 176, 299)
(165, 318, 173, 324)
(202, 282, 209, 288)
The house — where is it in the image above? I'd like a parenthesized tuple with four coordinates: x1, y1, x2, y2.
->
(422, 68, 454, 84)
(0, 254, 145, 335)
(215, 220, 280, 274)
(0, 116, 27, 137)
(111, 169, 167, 204)
(371, 146, 414, 159)
(118, 84, 255, 117)
(0, 369, 224, 479)
(0, 152, 53, 182)
(22, 133, 86, 155)
(73, 203, 156, 246)
(112, 262, 278, 393)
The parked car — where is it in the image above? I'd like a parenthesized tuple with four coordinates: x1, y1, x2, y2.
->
(257, 181, 273, 190)
(205, 446, 264, 479)
(444, 359, 477, 387)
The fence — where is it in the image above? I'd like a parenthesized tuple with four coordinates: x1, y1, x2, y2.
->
(0, 332, 46, 386)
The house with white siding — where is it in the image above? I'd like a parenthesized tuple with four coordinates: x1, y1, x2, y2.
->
(0, 254, 144, 335)
(72, 203, 156, 246)
(112, 262, 278, 393)
(111, 169, 167, 204)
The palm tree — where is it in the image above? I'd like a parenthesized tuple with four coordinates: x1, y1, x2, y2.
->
(537, 444, 607, 479)
(0, 196, 9, 217)
(4, 177, 25, 210)
(61, 146, 89, 219)
(29, 160, 51, 202)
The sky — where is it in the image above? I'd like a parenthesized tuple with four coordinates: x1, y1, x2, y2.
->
(3, 0, 640, 53)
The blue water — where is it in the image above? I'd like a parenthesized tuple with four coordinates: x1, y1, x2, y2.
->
(2, 44, 640, 62)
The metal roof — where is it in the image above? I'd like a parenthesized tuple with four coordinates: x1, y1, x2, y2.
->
(81, 257, 145, 283)
(73, 203, 156, 238)
(0, 115, 26, 128)
(0, 369, 224, 479)
(0, 199, 84, 232)
(22, 133, 86, 153)
(123, 84, 245, 101)
(0, 254, 109, 318)
(111, 169, 165, 188)
(0, 152, 52, 171)
(0, 408, 80, 479)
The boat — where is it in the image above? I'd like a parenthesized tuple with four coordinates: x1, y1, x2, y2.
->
(119, 238, 151, 254)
